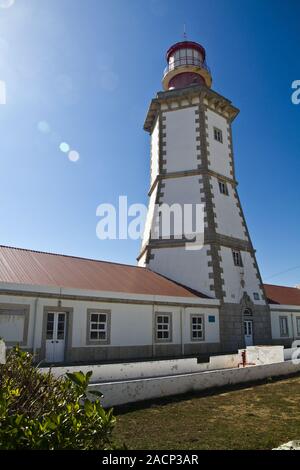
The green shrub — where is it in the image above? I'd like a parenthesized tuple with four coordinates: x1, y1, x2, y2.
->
(0, 347, 117, 449)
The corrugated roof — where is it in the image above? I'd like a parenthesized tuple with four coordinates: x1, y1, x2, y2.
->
(0, 245, 207, 299)
(264, 284, 300, 306)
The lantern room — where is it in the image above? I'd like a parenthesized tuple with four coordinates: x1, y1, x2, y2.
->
(162, 40, 212, 91)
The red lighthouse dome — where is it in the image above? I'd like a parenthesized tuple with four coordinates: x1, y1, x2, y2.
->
(162, 40, 212, 91)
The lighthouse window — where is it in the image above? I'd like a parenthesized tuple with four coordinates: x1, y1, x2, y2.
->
(232, 250, 243, 267)
(214, 127, 223, 143)
(218, 180, 229, 196)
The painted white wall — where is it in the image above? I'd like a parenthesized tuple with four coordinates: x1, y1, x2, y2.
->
(0, 313, 25, 342)
(149, 244, 215, 298)
(164, 106, 198, 172)
(270, 309, 300, 340)
(0, 296, 36, 347)
(0, 290, 220, 357)
(211, 176, 248, 240)
(219, 247, 265, 304)
(91, 359, 300, 408)
(184, 307, 219, 344)
(150, 116, 159, 186)
(140, 185, 158, 249)
(205, 108, 232, 178)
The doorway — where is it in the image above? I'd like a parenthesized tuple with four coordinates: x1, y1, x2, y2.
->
(244, 319, 253, 346)
(45, 312, 66, 363)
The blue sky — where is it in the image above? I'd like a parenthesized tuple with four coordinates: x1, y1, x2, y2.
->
(0, 0, 299, 286)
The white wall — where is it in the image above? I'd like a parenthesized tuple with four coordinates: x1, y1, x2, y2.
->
(149, 244, 215, 298)
(0, 313, 25, 342)
(150, 116, 159, 185)
(211, 176, 248, 241)
(91, 359, 300, 408)
(164, 106, 198, 172)
(220, 247, 265, 304)
(0, 292, 220, 354)
(270, 308, 300, 340)
(205, 108, 232, 178)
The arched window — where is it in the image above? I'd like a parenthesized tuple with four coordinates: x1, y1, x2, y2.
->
(244, 308, 253, 317)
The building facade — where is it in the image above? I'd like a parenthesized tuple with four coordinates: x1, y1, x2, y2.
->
(0, 40, 299, 364)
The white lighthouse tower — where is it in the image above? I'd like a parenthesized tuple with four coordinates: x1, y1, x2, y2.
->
(138, 40, 272, 352)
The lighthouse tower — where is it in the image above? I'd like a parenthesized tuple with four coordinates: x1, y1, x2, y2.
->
(138, 40, 272, 352)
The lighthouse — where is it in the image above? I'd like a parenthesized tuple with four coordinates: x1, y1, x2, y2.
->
(138, 39, 272, 352)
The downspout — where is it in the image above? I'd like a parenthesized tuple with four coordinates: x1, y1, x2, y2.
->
(32, 297, 39, 358)
(152, 302, 156, 358)
(291, 312, 295, 344)
(180, 306, 185, 357)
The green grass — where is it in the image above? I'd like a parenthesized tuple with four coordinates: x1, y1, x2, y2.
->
(114, 374, 300, 450)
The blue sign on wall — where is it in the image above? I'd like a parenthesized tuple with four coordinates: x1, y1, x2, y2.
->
(208, 315, 215, 323)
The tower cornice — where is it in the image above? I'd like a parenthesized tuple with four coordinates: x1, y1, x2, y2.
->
(144, 85, 239, 133)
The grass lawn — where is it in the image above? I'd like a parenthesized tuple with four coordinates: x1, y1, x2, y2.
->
(114, 374, 300, 450)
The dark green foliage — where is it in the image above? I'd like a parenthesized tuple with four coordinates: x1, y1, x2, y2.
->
(0, 347, 117, 449)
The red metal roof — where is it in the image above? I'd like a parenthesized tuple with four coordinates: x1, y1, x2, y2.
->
(0, 245, 206, 299)
(264, 284, 300, 306)
(166, 41, 206, 61)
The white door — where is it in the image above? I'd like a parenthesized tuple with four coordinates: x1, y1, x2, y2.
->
(45, 312, 66, 363)
(244, 320, 253, 346)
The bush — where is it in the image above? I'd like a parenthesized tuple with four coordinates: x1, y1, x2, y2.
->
(0, 347, 117, 449)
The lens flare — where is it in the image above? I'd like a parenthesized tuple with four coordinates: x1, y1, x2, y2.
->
(68, 150, 80, 162)
(59, 142, 70, 153)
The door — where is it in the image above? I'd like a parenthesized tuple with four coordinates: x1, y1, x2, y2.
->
(244, 320, 253, 346)
(45, 312, 66, 363)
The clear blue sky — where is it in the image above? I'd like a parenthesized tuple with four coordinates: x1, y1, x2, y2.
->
(0, 0, 299, 286)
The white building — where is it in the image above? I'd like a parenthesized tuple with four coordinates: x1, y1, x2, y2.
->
(0, 40, 299, 363)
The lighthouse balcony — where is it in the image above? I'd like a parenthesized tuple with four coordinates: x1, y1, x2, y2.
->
(163, 57, 210, 77)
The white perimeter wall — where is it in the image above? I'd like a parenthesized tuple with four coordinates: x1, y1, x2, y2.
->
(91, 360, 300, 408)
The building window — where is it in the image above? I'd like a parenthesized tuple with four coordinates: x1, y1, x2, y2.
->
(279, 316, 289, 337)
(218, 180, 229, 196)
(253, 292, 260, 301)
(296, 317, 300, 336)
(155, 313, 172, 342)
(86, 310, 111, 344)
(214, 127, 223, 143)
(232, 250, 243, 267)
(191, 315, 204, 341)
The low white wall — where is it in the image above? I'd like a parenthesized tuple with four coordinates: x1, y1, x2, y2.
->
(45, 353, 242, 383)
(93, 360, 300, 408)
(239, 346, 284, 365)
(0, 340, 5, 364)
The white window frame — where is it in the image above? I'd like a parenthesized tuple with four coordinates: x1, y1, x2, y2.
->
(190, 314, 204, 342)
(253, 292, 260, 301)
(214, 127, 223, 143)
(87, 309, 111, 345)
(279, 316, 289, 337)
(232, 250, 243, 267)
(155, 313, 172, 343)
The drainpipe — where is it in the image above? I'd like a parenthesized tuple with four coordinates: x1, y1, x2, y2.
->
(180, 307, 185, 356)
(152, 302, 156, 358)
(32, 297, 39, 358)
(291, 312, 295, 344)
